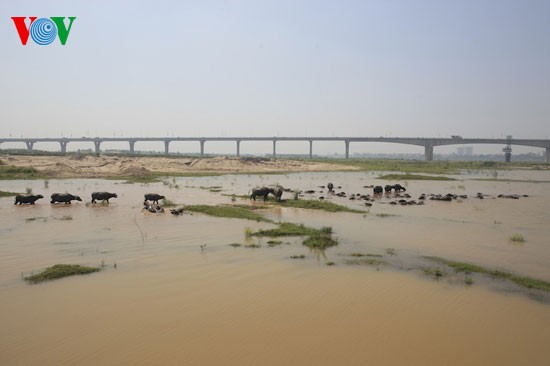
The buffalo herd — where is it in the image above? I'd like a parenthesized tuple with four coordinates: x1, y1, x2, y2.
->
(11, 181, 528, 213)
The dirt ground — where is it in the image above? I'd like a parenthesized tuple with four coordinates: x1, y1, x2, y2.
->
(1, 154, 357, 178)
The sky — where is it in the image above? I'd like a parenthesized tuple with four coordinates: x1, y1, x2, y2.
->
(0, 0, 549, 155)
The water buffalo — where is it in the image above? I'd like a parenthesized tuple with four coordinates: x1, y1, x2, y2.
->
(250, 187, 274, 201)
(51, 193, 82, 204)
(272, 185, 284, 202)
(144, 193, 165, 204)
(393, 184, 407, 192)
(14, 194, 44, 205)
(91, 192, 118, 203)
(327, 183, 334, 192)
(373, 186, 383, 194)
(384, 185, 393, 193)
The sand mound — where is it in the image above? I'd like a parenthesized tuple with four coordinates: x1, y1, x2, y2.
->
(2, 154, 356, 178)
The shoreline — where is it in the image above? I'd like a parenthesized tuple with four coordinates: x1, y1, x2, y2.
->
(0, 154, 358, 180)
(1, 152, 548, 181)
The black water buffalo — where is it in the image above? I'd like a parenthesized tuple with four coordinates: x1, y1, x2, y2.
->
(384, 185, 393, 193)
(393, 184, 406, 192)
(373, 186, 383, 194)
(51, 193, 82, 204)
(14, 194, 44, 205)
(91, 192, 118, 203)
(327, 183, 334, 192)
(144, 193, 165, 204)
(250, 187, 274, 201)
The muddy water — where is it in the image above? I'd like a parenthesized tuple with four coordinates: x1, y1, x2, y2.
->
(1, 171, 550, 365)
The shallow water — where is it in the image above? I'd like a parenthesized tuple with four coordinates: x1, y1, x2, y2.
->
(1, 171, 549, 365)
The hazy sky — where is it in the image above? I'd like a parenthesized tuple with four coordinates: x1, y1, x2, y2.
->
(1, 1, 549, 155)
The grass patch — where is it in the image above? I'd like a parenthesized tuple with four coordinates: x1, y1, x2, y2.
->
(161, 198, 177, 207)
(251, 222, 323, 237)
(350, 253, 383, 258)
(251, 222, 337, 250)
(185, 204, 272, 222)
(303, 232, 338, 250)
(0, 165, 44, 180)
(290, 255, 306, 259)
(344, 258, 386, 266)
(326, 261, 336, 266)
(377, 173, 455, 181)
(277, 199, 366, 213)
(472, 178, 550, 183)
(509, 233, 526, 243)
(245, 243, 261, 248)
(229, 243, 242, 248)
(267, 240, 283, 246)
(425, 256, 550, 291)
(117, 171, 222, 184)
(422, 266, 445, 278)
(25, 264, 100, 284)
(303, 158, 549, 174)
(0, 190, 20, 197)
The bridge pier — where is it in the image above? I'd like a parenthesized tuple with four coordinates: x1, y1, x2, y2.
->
(94, 141, 101, 155)
(60, 141, 68, 154)
(200, 140, 205, 156)
(309, 140, 313, 159)
(236, 140, 241, 157)
(345, 140, 350, 159)
(25, 141, 34, 151)
(164, 140, 170, 155)
(272, 140, 277, 159)
(545, 148, 550, 163)
(424, 146, 434, 161)
(129, 140, 136, 154)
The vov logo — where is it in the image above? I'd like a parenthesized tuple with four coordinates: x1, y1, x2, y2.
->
(11, 17, 76, 46)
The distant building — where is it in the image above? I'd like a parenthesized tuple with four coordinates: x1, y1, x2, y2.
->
(457, 146, 473, 156)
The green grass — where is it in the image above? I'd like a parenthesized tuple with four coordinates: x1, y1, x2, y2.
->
(509, 233, 526, 243)
(251, 222, 337, 249)
(290, 255, 306, 259)
(303, 158, 550, 174)
(117, 171, 222, 183)
(0, 165, 43, 180)
(422, 266, 445, 278)
(303, 232, 338, 250)
(425, 256, 550, 292)
(161, 198, 177, 207)
(344, 258, 386, 266)
(350, 253, 383, 257)
(229, 243, 242, 247)
(185, 204, 272, 222)
(25, 264, 101, 284)
(0, 190, 20, 197)
(267, 240, 283, 246)
(472, 178, 550, 183)
(278, 199, 366, 213)
(251, 222, 323, 237)
(377, 173, 455, 181)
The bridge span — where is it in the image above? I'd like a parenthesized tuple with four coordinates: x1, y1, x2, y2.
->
(1, 136, 549, 162)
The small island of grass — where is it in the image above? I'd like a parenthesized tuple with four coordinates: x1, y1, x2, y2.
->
(25, 264, 101, 284)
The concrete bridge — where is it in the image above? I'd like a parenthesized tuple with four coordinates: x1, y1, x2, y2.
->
(1, 136, 549, 162)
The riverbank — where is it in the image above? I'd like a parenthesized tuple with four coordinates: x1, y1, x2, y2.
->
(0, 154, 358, 180)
